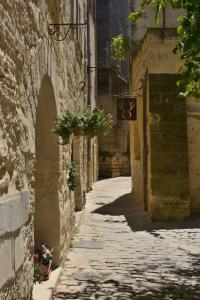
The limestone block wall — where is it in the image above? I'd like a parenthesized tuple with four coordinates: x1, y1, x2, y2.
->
(96, 0, 131, 178)
(130, 35, 150, 203)
(131, 0, 184, 41)
(0, 192, 31, 299)
(110, 0, 131, 78)
(130, 29, 200, 221)
(86, 0, 99, 190)
(96, 0, 110, 68)
(187, 98, 200, 214)
(99, 155, 130, 178)
(148, 73, 190, 221)
(98, 73, 130, 177)
(0, 0, 93, 298)
(73, 136, 86, 212)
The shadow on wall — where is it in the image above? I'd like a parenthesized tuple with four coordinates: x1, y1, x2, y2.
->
(35, 75, 61, 267)
(93, 192, 200, 232)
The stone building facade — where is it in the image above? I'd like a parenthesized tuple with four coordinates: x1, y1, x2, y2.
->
(0, 0, 96, 299)
(130, 4, 200, 220)
(96, 0, 131, 178)
(86, 0, 99, 191)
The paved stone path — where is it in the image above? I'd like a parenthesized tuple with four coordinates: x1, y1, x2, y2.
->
(53, 177, 200, 300)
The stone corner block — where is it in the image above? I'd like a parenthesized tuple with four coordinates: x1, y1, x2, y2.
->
(149, 196, 190, 221)
(14, 229, 25, 271)
(0, 191, 30, 236)
(0, 239, 14, 287)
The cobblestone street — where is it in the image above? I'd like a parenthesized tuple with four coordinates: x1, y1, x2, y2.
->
(53, 177, 200, 300)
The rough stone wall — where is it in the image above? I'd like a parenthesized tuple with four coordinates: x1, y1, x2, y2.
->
(131, 0, 184, 41)
(148, 73, 190, 221)
(0, 0, 92, 298)
(130, 29, 196, 221)
(86, 0, 99, 190)
(73, 136, 86, 212)
(110, 0, 131, 78)
(96, 0, 110, 68)
(130, 35, 149, 203)
(96, 0, 131, 178)
(187, 98, 200, 214)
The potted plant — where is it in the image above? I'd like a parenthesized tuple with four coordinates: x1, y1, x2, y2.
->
(54, 111, 79, 144)
(33, 244, 53, 283)
(81, 107, 112, 138)
(54, 107, 112, 145)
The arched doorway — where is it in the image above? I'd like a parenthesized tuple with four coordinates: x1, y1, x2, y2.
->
(34, 75, 60, 266)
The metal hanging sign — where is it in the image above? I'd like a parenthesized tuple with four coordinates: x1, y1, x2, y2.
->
(117, 97, 137, 120)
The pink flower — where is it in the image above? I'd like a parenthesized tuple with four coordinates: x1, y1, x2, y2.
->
(33, 253, 39, 260)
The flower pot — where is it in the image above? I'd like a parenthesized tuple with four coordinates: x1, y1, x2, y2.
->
(72, 126, 83, 136)
(40, 260, 52, 280)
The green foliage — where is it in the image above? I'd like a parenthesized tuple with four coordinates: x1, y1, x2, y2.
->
(54, 107, 113, 145)
(128, 0, 200, 98)
(34, 262, 45, 283)
(111, 35, 141, 61)
(174, 1, 200, 98)
(81, 107, 112, 138)
(67, 161, 78, 191)
(128, 0, 167, 24)
(54, 111, 79, 145)
(111, 34, 130, 61)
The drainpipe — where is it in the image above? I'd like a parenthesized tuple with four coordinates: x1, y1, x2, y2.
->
(87, 3, 91, 108)
(86, 1, 92, 191)
(142, 71, 148, 211)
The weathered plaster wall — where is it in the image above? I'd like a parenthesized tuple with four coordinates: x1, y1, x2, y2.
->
(0, 0, 91, 298)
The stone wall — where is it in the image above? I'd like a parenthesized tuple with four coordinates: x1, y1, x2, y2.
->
(131, 0, 184, 41)
(148, 73, 190, 221)
(98, 72, 130, 177)
(130, 29, 199, 221)
(0, 192, 31, 299)
(187, 98, 200, 214)
(0, 0, 95, 298)
(86, 0, 99, 191)
(96, 0, 131, 178)
(96, 0, 110, 68)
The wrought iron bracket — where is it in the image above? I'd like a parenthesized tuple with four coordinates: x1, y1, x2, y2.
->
(48, 22, 87, 41)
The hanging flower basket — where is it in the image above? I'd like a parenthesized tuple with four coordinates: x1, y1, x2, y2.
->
(72, 125, 84, 136)
(54, 107, 113, 145)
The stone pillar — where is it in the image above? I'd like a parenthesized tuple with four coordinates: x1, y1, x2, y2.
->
(148, 74, 190, 221)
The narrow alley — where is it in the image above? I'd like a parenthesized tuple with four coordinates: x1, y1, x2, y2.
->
(53, 177, 200, 300)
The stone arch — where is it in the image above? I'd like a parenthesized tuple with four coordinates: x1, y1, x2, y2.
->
(34, 75, 60, 266)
